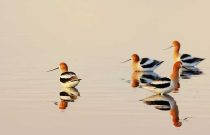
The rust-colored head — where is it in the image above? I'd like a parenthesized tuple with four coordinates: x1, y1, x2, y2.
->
(131, 54, 140, 62)
(59, 62, 68, 73)
(172, 40, 181, 51)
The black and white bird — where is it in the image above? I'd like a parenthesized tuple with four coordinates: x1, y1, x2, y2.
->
(47, 62, 81, 88)
(122, 54, 164, 72)
(165, 40, 205, 67)
(141, 61, 182, 95)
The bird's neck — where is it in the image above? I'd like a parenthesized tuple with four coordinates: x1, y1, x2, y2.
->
(173, 48, 180, 62)
(132, 62, 140, 72)
(60, 68, 68, 74)
(170, 67, 180, 81)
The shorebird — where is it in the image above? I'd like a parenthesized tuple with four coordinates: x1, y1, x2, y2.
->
(47, 62, 81, 88)
(141, 61, 182, 95)
(122, 54, 164, 72)
(165, 40, 205, 67)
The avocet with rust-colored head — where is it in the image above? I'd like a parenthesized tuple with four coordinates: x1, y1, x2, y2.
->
(165, 40, 205, 67)
(122, 54, 164, 72)
(141, 61, 182, 95)
(47, 62, 81, 88)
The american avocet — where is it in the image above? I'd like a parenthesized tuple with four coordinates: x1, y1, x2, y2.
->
(141, 61, 182, 95)
(165, 40, 205, 67)
(122, 54, 164, 72)
(140, 94, 182, 127)
(131, 71, 160, 87)
(47, 62, 81, 88)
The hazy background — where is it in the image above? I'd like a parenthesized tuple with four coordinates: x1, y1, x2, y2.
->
(1, 0, 209, 61)
(0, 0, 210, 135)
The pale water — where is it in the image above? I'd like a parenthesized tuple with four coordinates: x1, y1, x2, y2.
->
(0, 1, 210, 135)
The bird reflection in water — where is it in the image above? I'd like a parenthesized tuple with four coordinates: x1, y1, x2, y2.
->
(140, 94, 182, 127)
(170, 62, 182, 93)
(54, 87, 80, 110)
(130, 71, 161, 88)
(180, 67, 203, 79)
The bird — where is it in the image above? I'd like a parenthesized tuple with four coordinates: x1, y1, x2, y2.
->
(47, 62, 81, 88)
(165, 40, 205, 67)
(141, 61, 182, 95)
(122, 54, 164, 72)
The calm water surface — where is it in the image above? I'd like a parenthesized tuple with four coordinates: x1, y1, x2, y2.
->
(0, 48, 209, 135)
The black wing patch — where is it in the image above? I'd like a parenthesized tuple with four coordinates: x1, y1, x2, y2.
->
(141, 61, 157, 68)
(181, 54, 191, 59)
(60, 72, 77, 83)
(182, 58, 203, 63)
(157, 77, 171, 82)
(60, 77, 70, 83)
(61, 72, 76, 76)
(140, 78, 148, 83)
(140, 58, 149, 64)
(60, 91, 69, 96)
(144, 100, 170, 106)
(156, 61, 164, 66)
(150, 82, 170, 89)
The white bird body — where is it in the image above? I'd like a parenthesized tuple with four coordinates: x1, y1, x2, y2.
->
(142, 77, 175, 95)
(60, 72, 81, 88)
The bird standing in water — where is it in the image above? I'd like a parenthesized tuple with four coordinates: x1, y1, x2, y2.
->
(47, 62, 81, 88)
(165, 40, 205, 67)
(141, 61, 182, 95)
(122, 54, 164, 72)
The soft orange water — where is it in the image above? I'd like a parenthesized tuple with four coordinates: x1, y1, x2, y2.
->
(0, 1, 210, 135)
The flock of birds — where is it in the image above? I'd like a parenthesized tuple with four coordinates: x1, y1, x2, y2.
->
(47, 40, 205, 110)
(122, 40, 204, 94)
(47, 40, 204, 94)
